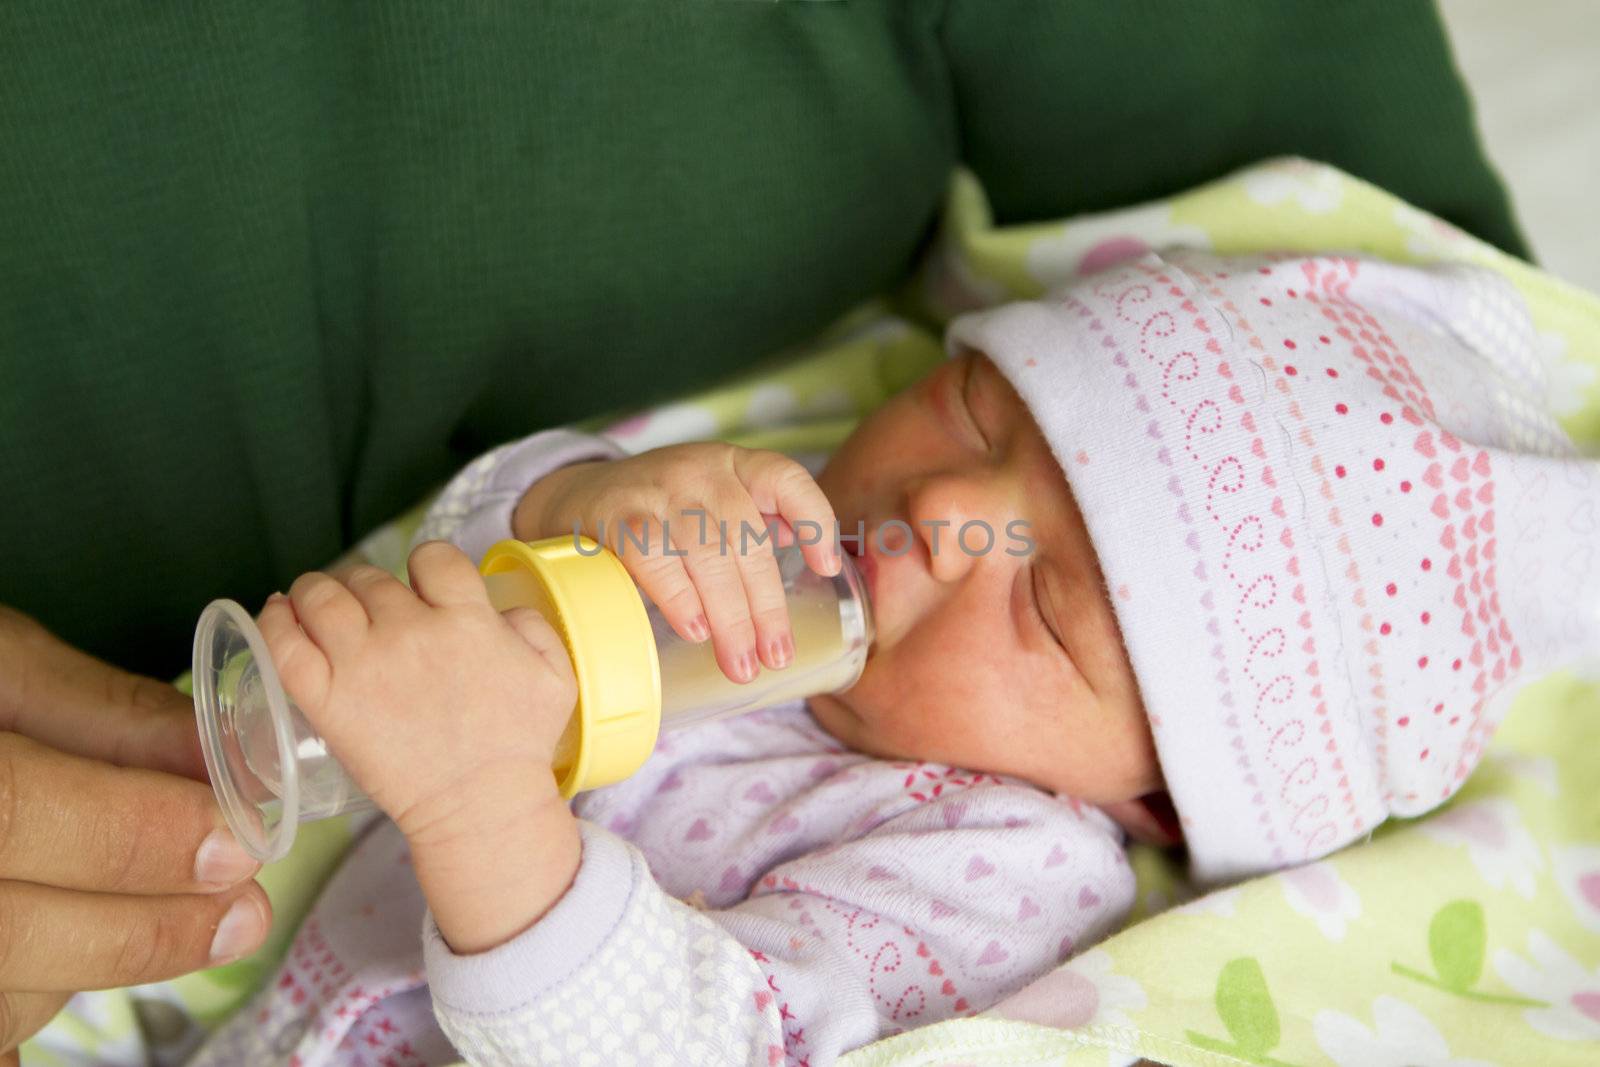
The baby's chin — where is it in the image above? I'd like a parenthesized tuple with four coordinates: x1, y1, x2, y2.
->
(803, 690, 909, 764)
(803, 690, 862, 748)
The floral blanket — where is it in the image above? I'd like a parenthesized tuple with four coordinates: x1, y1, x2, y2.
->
(29, 159, 1600, 1066)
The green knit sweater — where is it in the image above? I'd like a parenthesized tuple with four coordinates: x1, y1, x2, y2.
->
(0, 1, 1524, 675)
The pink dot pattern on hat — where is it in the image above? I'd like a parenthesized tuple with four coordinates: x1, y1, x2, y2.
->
(950, 250, 1600, 883)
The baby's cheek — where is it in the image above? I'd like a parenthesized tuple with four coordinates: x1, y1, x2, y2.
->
(894, 683, 1018, 770)
(1059, 702, 1162, 801)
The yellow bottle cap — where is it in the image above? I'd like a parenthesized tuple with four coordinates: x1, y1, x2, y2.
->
(479, 535, 662, 798)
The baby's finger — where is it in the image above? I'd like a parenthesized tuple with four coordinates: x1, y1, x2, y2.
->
(341, 564, 420, 623)
(733, 451, 840, 577)
(407, 540, 490, 610)
(723, 498, 794, 672)
(611, 513, 709, 645)
(257, 594, 331, 713)
(673, 511, 760, 684)
(287, 571, 368, 661)
(500, 607, 578, 691)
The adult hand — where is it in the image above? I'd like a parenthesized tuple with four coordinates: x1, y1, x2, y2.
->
(0, 606, 271, 1061)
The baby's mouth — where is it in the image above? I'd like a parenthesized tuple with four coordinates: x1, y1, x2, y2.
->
(844, 536, 877, 602)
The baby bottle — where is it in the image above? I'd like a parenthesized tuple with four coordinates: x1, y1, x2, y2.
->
(192, 535, 873, 863)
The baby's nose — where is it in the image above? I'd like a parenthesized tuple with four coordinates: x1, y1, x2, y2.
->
(906, 471, 1012, 584)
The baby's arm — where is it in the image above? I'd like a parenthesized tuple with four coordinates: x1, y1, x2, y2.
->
(409, 428, 629, 561)
(415, 422, 842, 689)
(424, 774, 1135, 1066)
(258, 543, 589, 955)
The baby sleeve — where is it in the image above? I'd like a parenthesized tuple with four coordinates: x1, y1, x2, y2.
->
(423, 777, 1134, 1066)
(409, 428, 628, 563)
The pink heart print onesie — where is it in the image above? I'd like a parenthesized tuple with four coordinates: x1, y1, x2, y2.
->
(187, 437, 1135, 1067)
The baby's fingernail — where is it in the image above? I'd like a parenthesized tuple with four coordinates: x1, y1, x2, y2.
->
(194, 829, 258, 889)
(209, 895, 267, 965)
(768, 635, 793, 669)
(736, 650, 758, 683)
(686, 615, 709, 642)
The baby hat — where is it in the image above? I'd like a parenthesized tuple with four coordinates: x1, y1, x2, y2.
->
(947, 251, 1600, 884)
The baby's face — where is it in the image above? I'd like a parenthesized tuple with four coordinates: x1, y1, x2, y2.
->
(811, 353, 1164, 819)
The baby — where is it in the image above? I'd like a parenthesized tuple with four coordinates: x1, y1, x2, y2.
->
(190, 251, 1600, 1066)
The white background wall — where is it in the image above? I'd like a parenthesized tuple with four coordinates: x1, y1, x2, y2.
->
(1439, 0, 1600, 291)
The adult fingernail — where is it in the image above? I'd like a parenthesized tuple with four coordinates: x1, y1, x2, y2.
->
(195, 829, 258, 889)
(209, 895, 265, 965)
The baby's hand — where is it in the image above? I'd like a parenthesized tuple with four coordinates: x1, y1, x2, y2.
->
(257, 542, 576, 845)
(513, 443, 842, 684)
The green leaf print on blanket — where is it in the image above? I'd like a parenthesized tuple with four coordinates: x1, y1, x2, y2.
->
(1185, 957, 1303, 1067)
(1392, 900, 1546, 1007)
